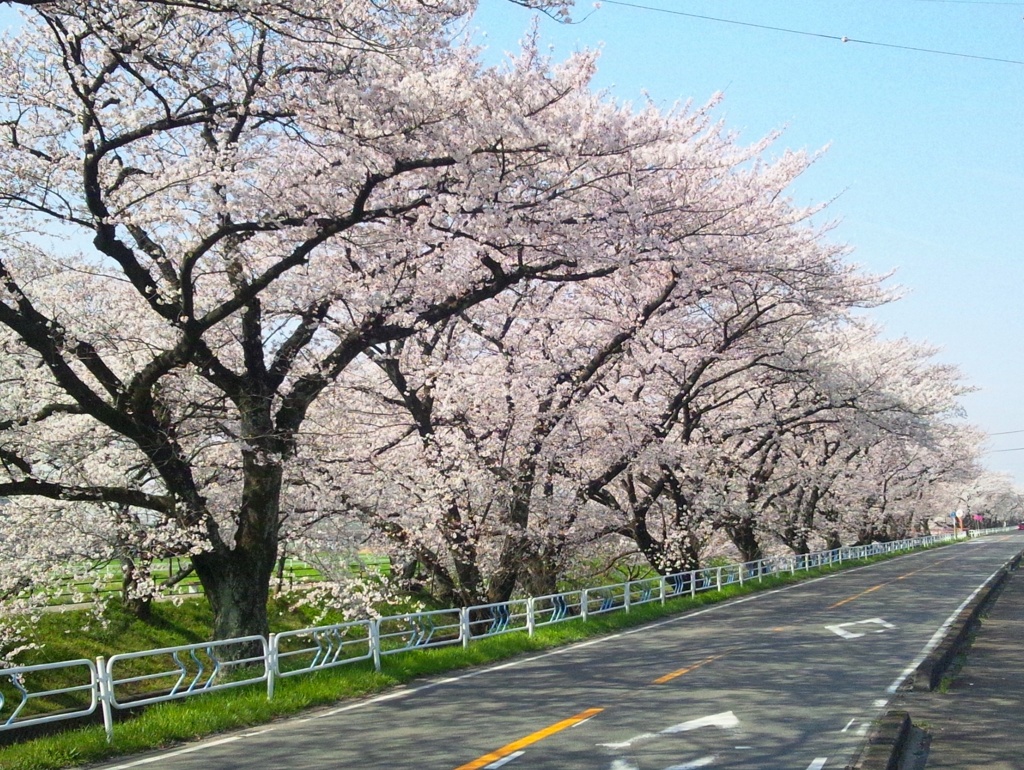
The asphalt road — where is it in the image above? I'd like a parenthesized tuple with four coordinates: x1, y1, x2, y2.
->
(90, 533, 1024, 770)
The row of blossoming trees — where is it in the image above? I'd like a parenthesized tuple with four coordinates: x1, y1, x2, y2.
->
(0, 0, 1017, 661)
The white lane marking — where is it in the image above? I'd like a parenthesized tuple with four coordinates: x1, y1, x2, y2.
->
(825, 618, 894, 639)
(825, 624, 863, 640)
(806, 759, 828, 770)
(886, 561, 1008, 694)
(857, 723, 870, 736)
(610, 760, 640, 770)
(599, 711, 739, 749)
(873, 699, 888, 709)
(486, 750, 525, 768)
(666, 757, 716, 769)
(841, 719, 857, 732)
(598, 732, 657, 749)
(662, 711, 740, 733)
(309, 688, 410, 719)
(102, 736, 243, 769)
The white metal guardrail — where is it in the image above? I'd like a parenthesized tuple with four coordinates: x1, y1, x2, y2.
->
(269, 620, 374, 699)
(98, 637, 269, 741)
(0, 659, 98, 730)
(0, 529, 1003, 742)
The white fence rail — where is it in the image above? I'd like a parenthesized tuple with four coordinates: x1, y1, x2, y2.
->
(99, 636, 270, 732)
(0, 530, 995, 742)
(0, 659, 98, 730)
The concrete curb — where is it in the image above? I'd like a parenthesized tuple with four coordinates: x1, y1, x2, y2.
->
(845, 711, 912, 770)
(845, 549, 1023, 770)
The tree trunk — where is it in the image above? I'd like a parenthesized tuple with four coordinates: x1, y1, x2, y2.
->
(190, 454, 282, 655)
(725, 517, 763, 564)
(192, 547, 274, 653)
(487, 497, 532, 603)
(120, 558, 152, 621)
(520, 545, 561, 598)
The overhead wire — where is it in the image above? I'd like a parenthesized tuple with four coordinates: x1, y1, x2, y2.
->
(597, 0, 1024, 65)
(906, 0, 1024, 5)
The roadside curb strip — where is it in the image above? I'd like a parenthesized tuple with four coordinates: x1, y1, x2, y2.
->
(913, 550, 1021, 692)
(845, 710, 911, 770)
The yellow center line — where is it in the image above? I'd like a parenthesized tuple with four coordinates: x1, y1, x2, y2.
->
(653, 652, 727, 685)
(895, 555, 960, 581)
(829, 583, 885, 609)
(829, 554, 962, 609)
(452, 707, 604, 770)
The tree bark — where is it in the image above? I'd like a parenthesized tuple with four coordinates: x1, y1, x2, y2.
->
(724, 516, 763, 564)
(192, 547, 274, 652)
(120, 559, 153, 621)
(191, 451, 282, 653)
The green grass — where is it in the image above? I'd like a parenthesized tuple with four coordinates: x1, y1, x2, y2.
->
(0, 551, 924, 770)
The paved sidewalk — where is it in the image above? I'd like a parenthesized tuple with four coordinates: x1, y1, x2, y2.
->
(896, 567, 1024, 770)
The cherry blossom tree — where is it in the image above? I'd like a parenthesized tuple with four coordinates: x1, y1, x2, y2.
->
(341, 264, 696, 605)
(570, 217, 891, 573)
(948, 471, 1024, 529)
(316, 126, 899, 601)
(0, 0, 689, 645)
(0, 1, 992, 658)
(711, 326, 972, 553)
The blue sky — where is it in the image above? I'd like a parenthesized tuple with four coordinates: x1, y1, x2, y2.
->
(471, 0, 1024, 485)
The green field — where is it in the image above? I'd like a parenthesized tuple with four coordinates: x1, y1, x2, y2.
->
(34, 555, 390, 606)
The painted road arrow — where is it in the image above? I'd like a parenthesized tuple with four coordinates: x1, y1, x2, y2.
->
(597, 710, 739, 750)
(600, 711, 740, 769)
(825, 617, 895, 639)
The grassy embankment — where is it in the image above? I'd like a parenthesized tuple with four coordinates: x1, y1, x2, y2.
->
(0, 550, 925, 770)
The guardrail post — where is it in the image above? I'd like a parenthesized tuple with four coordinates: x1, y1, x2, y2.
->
(739, 564, 744, 586)
(624, 582, 631, 613)
(267, 633, 278, 700)
(659, 576, 666, 605)
(97, 656, 114, 743)
(716, 566, 722, 592)
(526, 597, 536, 637)
(581, 589, 589, 622)
(690, 571, 696, 598)
(370, 620, 381, 672)
(460, 608, 471, 648)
